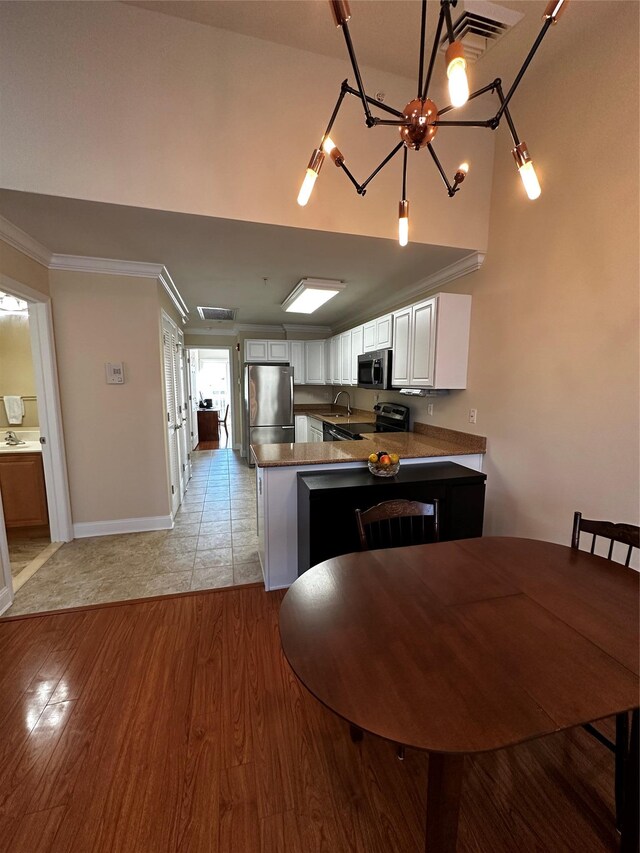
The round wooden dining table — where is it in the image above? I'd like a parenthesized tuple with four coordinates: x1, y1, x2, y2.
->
(279, 537, 639, 852)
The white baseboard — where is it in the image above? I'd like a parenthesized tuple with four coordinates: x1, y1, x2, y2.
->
(0, 585, 13, 616)
(73, 515, 174, 538)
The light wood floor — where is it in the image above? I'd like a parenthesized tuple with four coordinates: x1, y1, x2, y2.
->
(0, 585, 619, 852)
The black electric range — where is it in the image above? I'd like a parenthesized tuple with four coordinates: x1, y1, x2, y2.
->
(322, 403, 410, 442)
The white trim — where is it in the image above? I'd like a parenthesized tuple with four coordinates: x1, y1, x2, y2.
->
(237, 323, 285, 333)
(49, 255, 189, 321)
(337, 250, 485, 330)
(282, 324, 332, 334)
(0, 586, 11, 616)
(29, 301, 74, 542)
(186, 327, 239, 337)
(73, 515, 174, 538)
(0, 486, 12, 614)
(0, 214, 52, 267)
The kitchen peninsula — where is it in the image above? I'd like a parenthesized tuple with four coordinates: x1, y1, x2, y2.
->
(252, 421, 486, 590)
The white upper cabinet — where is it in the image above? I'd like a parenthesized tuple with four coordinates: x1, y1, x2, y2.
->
(340, 331, 352, 386)
(350, 325, 364, 385)
(391, 293, 471, 389)
(244, 339, 290, 363)
(363, 313, 393, 352)
(332, 336, 341, 384)
(304, 340, 326, 384)
(289, 341, 305, 385)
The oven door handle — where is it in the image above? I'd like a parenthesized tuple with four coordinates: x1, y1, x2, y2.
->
(329, 428, 345, 440)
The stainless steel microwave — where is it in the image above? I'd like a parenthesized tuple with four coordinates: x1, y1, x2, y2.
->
(357, 348, 393, 390)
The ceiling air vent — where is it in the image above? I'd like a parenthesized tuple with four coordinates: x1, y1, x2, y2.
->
(197, 306, 236, 321)
(439, 0, 524, 64)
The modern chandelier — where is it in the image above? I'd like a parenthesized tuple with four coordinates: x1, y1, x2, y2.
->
(297, 0, 569, 245)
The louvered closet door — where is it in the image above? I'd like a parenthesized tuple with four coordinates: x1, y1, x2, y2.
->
(176, 331, 190, 494)
(163, 319, 180, 516)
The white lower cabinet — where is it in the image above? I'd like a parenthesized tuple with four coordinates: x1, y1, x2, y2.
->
(308, 416, 324, 442)
(295, 415, 308, 442)
(392, 293, 471, 389)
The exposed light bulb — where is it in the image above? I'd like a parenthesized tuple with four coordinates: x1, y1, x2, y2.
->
(458, 162, 469, 175)
(322, 136, 336, 155)
(398, 200, 409, 247)
(297, 149, 325, 206)
(518, 161, 541, 200)
(321, 135, 345, 165)
(297, 170, 318, 207)
(512, 142, 541, 200)
(446, 42, 469, 108)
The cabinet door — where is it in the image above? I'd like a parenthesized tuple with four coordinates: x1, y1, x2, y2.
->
(410, 298, 437, 387)
(295, 415, 308, 442)
(332, 336, 341, 384)
(363, 321, 377, 352)
(289, 341, 305, 385)
(304, 340, 325, 384)
(376, 314, 393, 349)
(350, 326, 363, 385)
(267, 340, 289, 362)
(340, 331, 351, 385)
(391, 308, 412, 386)
(0, 453, 48, 527)
(245, 339, 268, 361)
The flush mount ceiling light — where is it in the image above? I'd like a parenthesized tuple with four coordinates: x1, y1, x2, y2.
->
(297, 0, 569, 245)
(0, 291, 28, 313)
(282, 278, 346, 314)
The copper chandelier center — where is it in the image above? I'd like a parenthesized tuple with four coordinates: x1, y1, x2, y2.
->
(400, 98, 438, 150)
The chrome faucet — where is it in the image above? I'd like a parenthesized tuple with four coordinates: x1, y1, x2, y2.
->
(333, 390, 352, 416)
(5, 431, 22, 446)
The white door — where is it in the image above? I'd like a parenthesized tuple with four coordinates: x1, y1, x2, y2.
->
(363, 321, 376, 352)
(245, 340, 268, 361)
(188, 350, 199, 450)
(350, 326, 363, 385)
(376, 314, 393, 349)
(305, 340, 325, 384)
(340, 331, 351, 385)
(289, 341, 305, 385)
(176, 331, 190, 492)
(331, 336, 341, 384)
(410, 298, 437, 387)
(391, 307, 412, 387)
(267, 341, 289, 362)
(163, 318, 181, 515)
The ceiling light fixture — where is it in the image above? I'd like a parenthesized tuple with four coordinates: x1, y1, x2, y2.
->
(0, 291, 28, 313)
(282, 278, 346, 314)
(297, 0, 569, 245)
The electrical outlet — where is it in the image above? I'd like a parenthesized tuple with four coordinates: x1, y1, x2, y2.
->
(427, 403, 434, 416)
(468, 408, 477, 424)
(374, 393, 380, 403)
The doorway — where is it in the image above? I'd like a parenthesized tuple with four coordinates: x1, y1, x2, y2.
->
(0, 276, 73, 615)
(192, 348, 232, 449)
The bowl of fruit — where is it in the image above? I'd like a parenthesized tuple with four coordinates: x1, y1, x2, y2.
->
(367, 451, 400, 477)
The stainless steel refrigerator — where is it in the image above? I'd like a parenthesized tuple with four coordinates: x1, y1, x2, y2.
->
(244, 364, 294, 466)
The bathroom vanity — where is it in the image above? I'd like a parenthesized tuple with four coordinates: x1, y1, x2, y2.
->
(0, 450, 48, 528)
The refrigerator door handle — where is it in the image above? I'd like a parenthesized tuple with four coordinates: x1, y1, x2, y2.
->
(281, 425, 295, 429)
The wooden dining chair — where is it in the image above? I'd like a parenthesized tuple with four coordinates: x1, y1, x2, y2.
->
(351, 498, 439, 759)
(220, 404, 229, 433)
(571, 511, 640, 831)
(355, 498, 440, 552)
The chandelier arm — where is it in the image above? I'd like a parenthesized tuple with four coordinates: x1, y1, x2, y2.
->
(421, 5, 446, 101)
(322, 84, 349, 142)
(373, 119, 412, 127)
(417, 0, 427, 98)
(437, 79, 502, 116)
(339, 161, 364, 194)
(494, 82, 520, 146)
(427, 143, 455, 195)
(433, 119, 494, 128)
(494, 16, 554, 123)
(341, 22, 374, 126)
(359, 141, 405, 194)
(342, 83, 406, 119)
(443, 1, 456, 44)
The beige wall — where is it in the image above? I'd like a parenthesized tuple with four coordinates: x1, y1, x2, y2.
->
(50, 270, 172, 524)
(0, 313, 39, 428)
(338, 2, 640, 544)
(0, 238, 49, 296)
(0, 1, 493, 250)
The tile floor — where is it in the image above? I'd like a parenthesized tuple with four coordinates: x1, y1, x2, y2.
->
(3, 448, 261, 617)
(7, 534, 52, 577)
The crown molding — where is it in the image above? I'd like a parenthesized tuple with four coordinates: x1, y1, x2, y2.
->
(184, 327, 239, 337)
(335, 250, 485, 331)
(0, 214, 53, 267)
(282, 324, 333, 334)
(237, 323, 285, 333)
